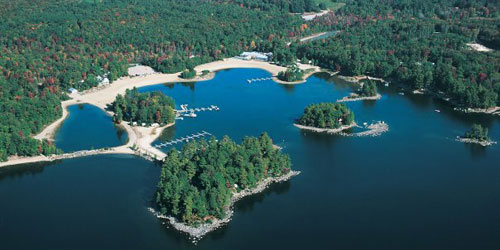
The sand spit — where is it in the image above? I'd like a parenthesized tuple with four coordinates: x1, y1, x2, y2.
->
(340, 121, 389, 137)
(456, 137, 497, 147)
(337, 93, 381, 102)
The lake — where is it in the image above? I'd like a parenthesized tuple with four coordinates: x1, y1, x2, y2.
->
(1, 68, 499, 250)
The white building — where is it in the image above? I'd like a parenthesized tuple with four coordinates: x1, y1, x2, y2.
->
(235, 52, 273, 62)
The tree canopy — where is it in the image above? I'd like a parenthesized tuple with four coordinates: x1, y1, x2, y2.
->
(111, 87, 175, 125)
(155, 133, 292, 225)
(298, 102, 355, 128)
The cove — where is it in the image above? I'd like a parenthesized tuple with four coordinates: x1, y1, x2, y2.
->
(0, 68, 499, 250)
(54, 103, 127, 152)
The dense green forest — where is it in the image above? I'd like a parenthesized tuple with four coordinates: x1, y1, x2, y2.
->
(1, 0, 500, 161)
(464, 123, 490, 141)
(297, 103, 355, 128)
(0, 0, 303, 160)
(294, 0, 500, 108)
(155, 133, 292, 225)
(110, 88, 175, 125)
(230, 0, 327, 13)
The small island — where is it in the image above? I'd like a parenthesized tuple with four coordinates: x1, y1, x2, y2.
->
(294, 102, 356, 133)
(338, 80, 381, 102)
(457, 124, 496, 146)
(110, 87, 176, 125)
(153, 133, 299, 238)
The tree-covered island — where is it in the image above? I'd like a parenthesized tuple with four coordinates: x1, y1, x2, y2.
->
(154, 133, 298, 237)
(338, 80, 381, 102)
(458, 124, 496, 146)
(110, 87, 176, 126)
(295, 103, 355, 133)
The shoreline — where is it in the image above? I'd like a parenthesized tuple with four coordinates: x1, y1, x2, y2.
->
(1, 58, 320, 167)
(337, 75, 386, 84)
(456, 137, 497, 147)
(294, 123, 356, 134)
(337, 93, 381, 102)
(149, 170, 300, 240)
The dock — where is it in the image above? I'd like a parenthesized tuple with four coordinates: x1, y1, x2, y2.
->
(154, 131, 211, 148)
(246, 77, 272, 84)
(176, 104, 219, 118)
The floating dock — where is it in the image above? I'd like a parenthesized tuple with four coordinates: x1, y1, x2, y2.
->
(176, 104, 219, 118)
(154, 131, 211, 148)
(247, 77, 272, 84)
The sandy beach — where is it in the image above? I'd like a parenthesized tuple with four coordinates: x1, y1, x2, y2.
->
(2, 58, 319, 168)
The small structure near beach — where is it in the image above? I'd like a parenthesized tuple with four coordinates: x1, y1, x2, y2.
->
(68, 88, 78, 94)
(235, 52, 272, 62)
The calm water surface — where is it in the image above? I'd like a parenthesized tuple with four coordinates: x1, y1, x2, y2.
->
(54, 103, 127, 152)
(1, 68, 499, 250)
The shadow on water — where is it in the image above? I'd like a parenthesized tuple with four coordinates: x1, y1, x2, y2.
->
(434, 98, 498, 127)
(464, 143, 488, 158)
(279, 84, 295, 93)
(0, 161, 55, 181)
(180, 82, 196, 91)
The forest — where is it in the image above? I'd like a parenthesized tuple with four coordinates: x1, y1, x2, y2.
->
(294, 0, 500, 109)
(110, 88, 175, 125)
(297, 102, 355, 129)
(0, 0, 304, 160)
(155, 133, 292, 225)
(1, 0, 499, 161)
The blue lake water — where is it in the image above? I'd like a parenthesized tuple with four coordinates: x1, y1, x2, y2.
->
(1, 68, 499, 249)
(54, 103, 127, 152)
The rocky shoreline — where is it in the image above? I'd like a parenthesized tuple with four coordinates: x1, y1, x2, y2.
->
(453, 106, 500, 116)
(337, 93, 381, 102)
(340, 121, 389, 137)
(456, 137, 497, 147)
(294, 123, 356, 134)
(337, 75, 386, 84)
(149, 170, 300, 240)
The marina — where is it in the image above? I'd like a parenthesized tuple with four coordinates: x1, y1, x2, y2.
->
(153, 131, 212, 148)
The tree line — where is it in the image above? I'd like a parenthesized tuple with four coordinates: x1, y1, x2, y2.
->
(0, 0, 304, 160)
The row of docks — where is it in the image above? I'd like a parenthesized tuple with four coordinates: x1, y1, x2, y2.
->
(175, 104, 220, 119)
(154, 131, 211, 148)
(247, 77, 272, 84)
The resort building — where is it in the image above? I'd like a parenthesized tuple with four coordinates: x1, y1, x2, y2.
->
(235, 52, 273, 62)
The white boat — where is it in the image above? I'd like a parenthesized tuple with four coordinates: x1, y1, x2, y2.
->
(435, 109, 441, 113)
(188, 112, 197, 118)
